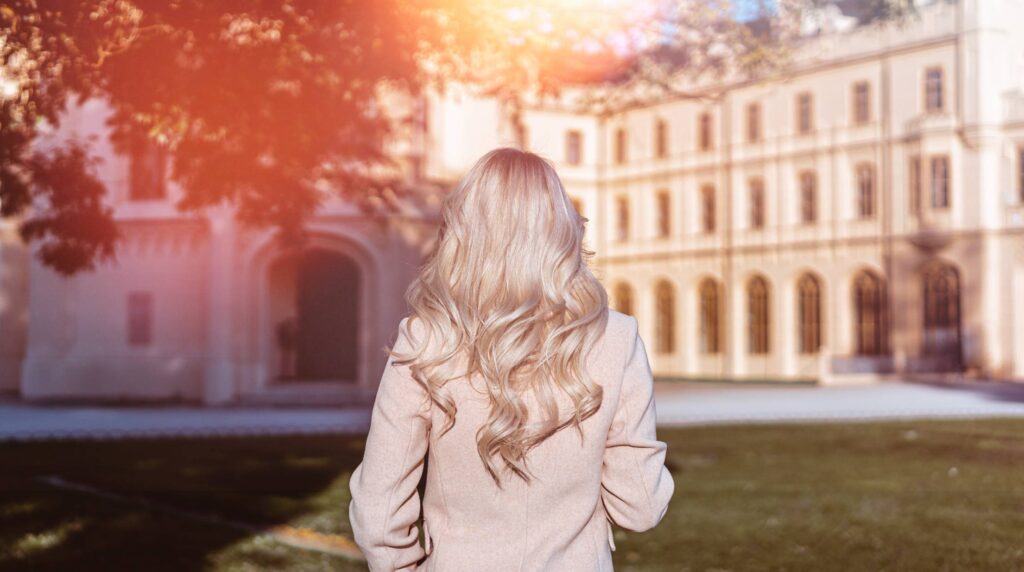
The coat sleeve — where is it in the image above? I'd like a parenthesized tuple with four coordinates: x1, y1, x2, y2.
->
(349, 317, 431, 571)
(599, 315, 675, 532)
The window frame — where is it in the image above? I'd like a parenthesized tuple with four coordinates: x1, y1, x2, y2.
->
(698, 112, 713, 151)
(852, 81, 871, 125)
(699, 278, 722, 354)
(654, 280, 676, 354)
(855, 163, 875, 219)
(746, 102, 761, 143)
(565, 130, 583, 166)
(654, 119, 669, 159)
(799, 170, 818, 224)
(127, 291, 154, 346)
(796, 92, 814, 135)
(656, 189, 671, 238)
(749, 177, 765, 230)
(701, 184, 716, 234)
(924, 66, 945, 113)
(747, 276, 771, 355)
(615, 195, 629, 241)
(929, 154, 951, 209)
(614, 127, 627, 164)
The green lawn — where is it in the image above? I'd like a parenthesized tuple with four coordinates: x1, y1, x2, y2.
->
(1, 418, 1023, 571)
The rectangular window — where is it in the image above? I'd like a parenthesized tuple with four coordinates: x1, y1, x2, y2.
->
(656, 190, 670, 237)
(749, 178, 765, 229)
(701, 185, 716, 233)
(856, 164, 875, 218)
(1018, 147, 1024, 203)
(129, 136, 168, 200)
(746, 103, 761, 143)
(614, 128, 627, 164)
(852, 81, 871, 125)
(698, 112, 713, 151)
(127, 291, 153, 346)
(909, 155, 921, 214)
(796, 92, 813, 135)
(800, 171, 817, 224)
(655, 119, 668, 159)
(925, 66, 944, 113)
(615, 195, 629, 241)
(930, 155, 950, 209)
(565, 130, 583, 166)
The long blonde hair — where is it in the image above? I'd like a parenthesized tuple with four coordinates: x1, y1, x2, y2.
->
(389, 147, 609, 487)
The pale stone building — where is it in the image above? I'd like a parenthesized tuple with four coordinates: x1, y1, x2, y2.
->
(1, 0, 1023, 405)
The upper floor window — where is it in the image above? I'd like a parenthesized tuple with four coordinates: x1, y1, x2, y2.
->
(656, 190, 671, 237)
(909, 155, 922, 215)
(565, 130, 583, 166)
(799, 170, 818, 224)
(930, 155, 950, 209)
(129, 136, 168, 200)
(698, 112, 713, 151)
(749, 178, 765, 230)
(614, 128, 627, 164)
(127, 291, 154, 346)
(1018, 147, 1024, 203)
(852, 81, 871, 125)
(856, 163, 875, 219)
(924, 66, 944, 113)
(701, 184, 716, 233)
(796, 92, 813, 135)
(746, 102, 761, 143)
(615, 195, 629, 241)
(655, 119, 668, 159)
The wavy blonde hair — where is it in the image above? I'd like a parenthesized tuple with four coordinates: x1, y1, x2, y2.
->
(388, 147, 609, 487)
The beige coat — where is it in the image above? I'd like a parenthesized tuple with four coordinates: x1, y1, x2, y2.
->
(348, 309, 675, 571)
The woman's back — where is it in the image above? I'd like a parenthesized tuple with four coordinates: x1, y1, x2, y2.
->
(349, 309, 675, 571)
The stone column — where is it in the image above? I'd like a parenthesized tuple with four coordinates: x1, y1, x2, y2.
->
(203, 205, 238, 405)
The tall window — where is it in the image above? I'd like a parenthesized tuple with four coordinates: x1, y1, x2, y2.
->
(909, 155, 922, 215)
(930, 155, 950, 209)
(127, 291, 154, 346)
(749, 178, 765, 229)
(797, 274, 822, 354)
(615, 195, 629, 241)
(699, 278, 722, 354)
(701, 184, 716, 233)
(129, 136, 168, 200)
(922, 262, 961, 358)
(746, 102, 761, 143)
(1018, 147, 1024, 202)
(852, 81, 871, 125)
(747, 275, 770, 354)
(856, 163, 875, 219)
(656, 190, 671, 237)
(854, 270, 887, 356)
(614, 282, 634, 316)
(698, 112, 713, 151)
(655, 119, 668, 159)
(799, 171, 817, 224)
(925, 66, 944, 113)
(655, 280, 676, 354)
(614, 128, 627, 164)
(565, 130, 583, 165)
(796, 92, 813, 135)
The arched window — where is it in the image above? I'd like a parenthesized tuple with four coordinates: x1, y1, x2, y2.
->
(614, 282, 634, 317)
(655, 280, 675, 354)
(699, 278, 722, 354)
(797, 273, 822, 354)
(747, 275, 770, 354)
(922, 262, 961, 358)
(854, 270, 887, 355)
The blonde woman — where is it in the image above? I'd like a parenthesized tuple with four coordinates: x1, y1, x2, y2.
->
(349, 148, 674, 571)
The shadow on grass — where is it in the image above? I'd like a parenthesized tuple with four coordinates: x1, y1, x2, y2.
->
(0, 435, 371, 571)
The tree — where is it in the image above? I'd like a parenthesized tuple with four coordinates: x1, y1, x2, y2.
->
(0, 0, 924, 274)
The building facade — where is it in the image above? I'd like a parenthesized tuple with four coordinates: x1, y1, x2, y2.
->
(1, 0, 1023, 405)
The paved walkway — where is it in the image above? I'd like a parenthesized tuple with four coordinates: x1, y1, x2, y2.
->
(2, 380, 1024, 440)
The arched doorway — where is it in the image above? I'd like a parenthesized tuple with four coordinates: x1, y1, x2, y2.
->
(271, 248, 361, 382)
(922, 262, 962, 369)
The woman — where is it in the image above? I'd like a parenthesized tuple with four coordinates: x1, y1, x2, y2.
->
(349, 148, 674, 571)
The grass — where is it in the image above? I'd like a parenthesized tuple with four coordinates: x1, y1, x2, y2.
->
(1, 418, 1023, 571)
